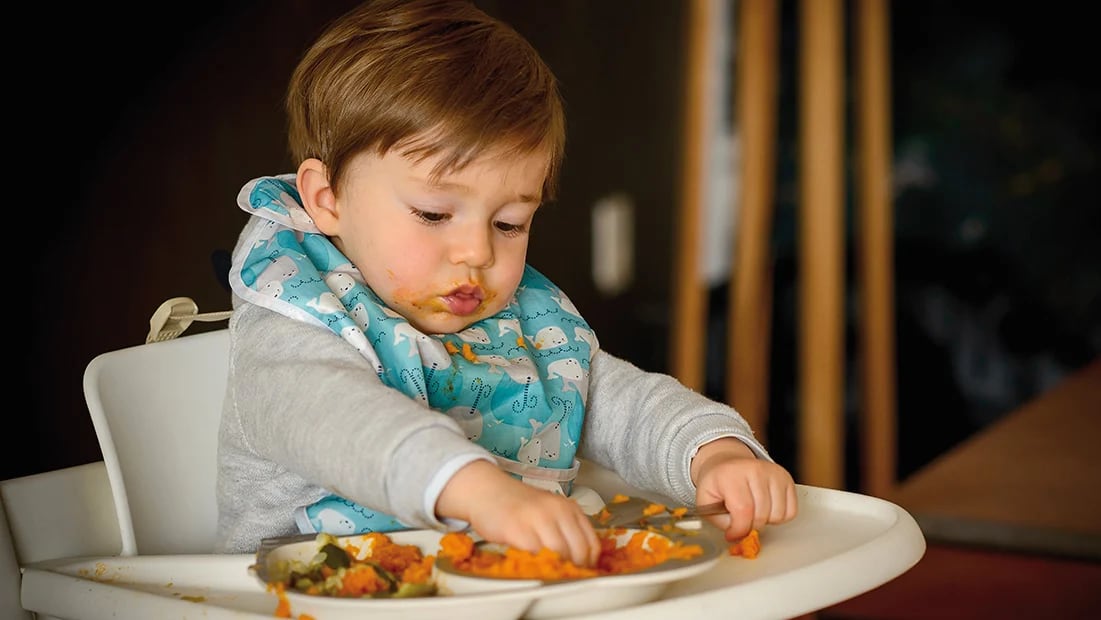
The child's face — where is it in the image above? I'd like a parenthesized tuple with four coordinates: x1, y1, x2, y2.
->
(331, 147, 547, 335)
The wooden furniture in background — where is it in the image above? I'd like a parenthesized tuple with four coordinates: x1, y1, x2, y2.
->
(670, 0, 719, 394)
(727, 0, 780, 451)
(853, 0, 897, 500)
(821, 541, 1101, 619)
(891, 358, 1101, 560)
(824, 359, 1101, 616)
(795, 0, 847, 491)
(672, 0, 896, 494)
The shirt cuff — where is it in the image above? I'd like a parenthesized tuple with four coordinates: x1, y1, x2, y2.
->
(422, 452, 496, 530)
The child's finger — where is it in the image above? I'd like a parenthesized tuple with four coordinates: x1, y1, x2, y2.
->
(784, 483, 799, 521)
(750, 479, 772, 532)
(560, 515, 600, 567)
(723, 490, 757, 540)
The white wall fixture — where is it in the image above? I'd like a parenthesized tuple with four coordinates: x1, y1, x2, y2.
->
(591, 193, 634, 296)
(702, 0, 737, 288)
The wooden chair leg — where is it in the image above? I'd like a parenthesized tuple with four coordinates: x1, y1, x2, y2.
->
(728, 0, 780, 440)
(670, 0, 720, 391)
(798, 0, 846, 489)
(854, 0, 897, 498)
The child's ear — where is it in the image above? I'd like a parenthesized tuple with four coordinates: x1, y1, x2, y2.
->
(297, 158, 341, 236)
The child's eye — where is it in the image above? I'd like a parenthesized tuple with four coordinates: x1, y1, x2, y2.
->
(495, 221, 528, 237)
(410, 207, 449, 225)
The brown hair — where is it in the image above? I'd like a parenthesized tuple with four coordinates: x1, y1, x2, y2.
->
(286, 0, 565, 200)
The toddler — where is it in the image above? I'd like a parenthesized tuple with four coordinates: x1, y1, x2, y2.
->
(216, 0, 796, 566)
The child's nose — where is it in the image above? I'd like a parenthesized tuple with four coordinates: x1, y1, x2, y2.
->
(450, 225, 494, 269)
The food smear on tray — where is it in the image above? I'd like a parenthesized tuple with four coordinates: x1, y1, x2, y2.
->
(437, 529, 703, 580)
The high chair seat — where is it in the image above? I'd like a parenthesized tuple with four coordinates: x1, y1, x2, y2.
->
(82, 328, 230, 555)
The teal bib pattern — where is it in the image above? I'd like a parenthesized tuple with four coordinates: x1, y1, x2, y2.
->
(229, 175, 598, 534)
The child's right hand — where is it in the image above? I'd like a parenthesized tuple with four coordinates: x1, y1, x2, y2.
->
(435, 460, 601, 567)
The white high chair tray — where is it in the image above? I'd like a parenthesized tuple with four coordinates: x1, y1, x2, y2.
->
(19, 484, 925, 620)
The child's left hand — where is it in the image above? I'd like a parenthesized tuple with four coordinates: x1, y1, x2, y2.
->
(689, 437, 798, 542)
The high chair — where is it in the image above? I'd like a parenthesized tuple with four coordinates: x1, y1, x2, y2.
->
(7, 220, 921, 619)
(27, 308, 924, 619)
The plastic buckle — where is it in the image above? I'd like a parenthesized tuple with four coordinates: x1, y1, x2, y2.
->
(147, 297, 199, 343)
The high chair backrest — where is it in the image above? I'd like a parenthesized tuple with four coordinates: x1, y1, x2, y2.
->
(82, 328, 230, 555)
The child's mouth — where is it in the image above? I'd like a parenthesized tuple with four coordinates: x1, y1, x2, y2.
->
(442, 285, 484, 316)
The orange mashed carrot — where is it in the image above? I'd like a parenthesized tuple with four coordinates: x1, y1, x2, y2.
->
(460, 343, 478, 363)
(401, 555, 435, 585)
(439, 529, 476, 560)
(335, 564, 390, 597)
(610, 494, 631, 504)
(641, 503, 666, 517)
(438, 530, 702, 581)
(269, 582, 316, 620)
(352, 532, 425, 575)
(271, 583, 291, 618)
(728, 529, 761, 559)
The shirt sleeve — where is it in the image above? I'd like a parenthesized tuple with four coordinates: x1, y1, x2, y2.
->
(579, 349, 772, 505)
(226, 302, 494, 529)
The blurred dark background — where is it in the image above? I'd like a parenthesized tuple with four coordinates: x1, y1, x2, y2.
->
(12, 1, 1098, 492)
(712, 0, 1101, 487)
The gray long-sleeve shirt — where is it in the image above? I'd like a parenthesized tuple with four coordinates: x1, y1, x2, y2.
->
(215, 300, 772, 553)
